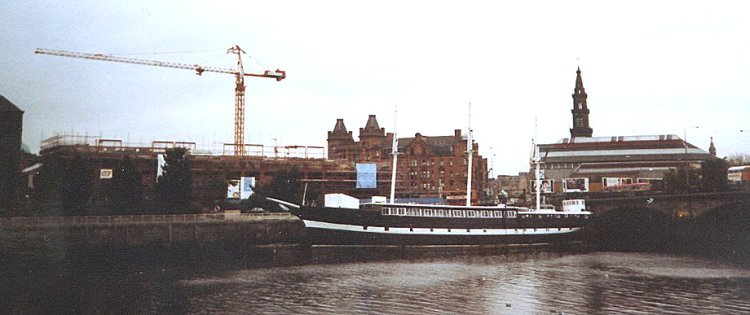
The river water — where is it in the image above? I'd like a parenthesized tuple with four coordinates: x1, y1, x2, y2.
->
(3, 247, 750, 314)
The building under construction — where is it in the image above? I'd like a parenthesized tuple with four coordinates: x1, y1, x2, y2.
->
(29, 113, 491, 211)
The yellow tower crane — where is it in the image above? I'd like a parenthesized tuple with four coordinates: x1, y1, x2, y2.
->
(35, 46, 285, 156)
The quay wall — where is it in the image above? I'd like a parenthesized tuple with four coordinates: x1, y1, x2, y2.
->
(0, 213, 306, 255)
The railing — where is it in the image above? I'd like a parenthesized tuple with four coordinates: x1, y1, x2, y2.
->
(39, 134, 327, 159)
(0, 212, 294, 227)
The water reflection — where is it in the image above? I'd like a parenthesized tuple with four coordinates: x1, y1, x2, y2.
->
(3, 247, 750, 314)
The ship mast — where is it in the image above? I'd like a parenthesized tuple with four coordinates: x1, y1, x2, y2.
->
(534, 117, 541, 211)
(389, 106, 399, 203)
(466, 103, 473, 207)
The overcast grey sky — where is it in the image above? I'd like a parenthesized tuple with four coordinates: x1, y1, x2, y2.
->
(2, 1, 749, 175)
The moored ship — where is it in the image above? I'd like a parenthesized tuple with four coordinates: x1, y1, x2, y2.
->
(273, 109, 591, 246)
(278, 195, 590, 246)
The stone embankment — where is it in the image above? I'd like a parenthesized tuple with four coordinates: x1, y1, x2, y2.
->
(0, 213, 305, 256)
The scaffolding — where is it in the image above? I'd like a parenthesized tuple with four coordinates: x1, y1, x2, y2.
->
(39, 133, 325, 159)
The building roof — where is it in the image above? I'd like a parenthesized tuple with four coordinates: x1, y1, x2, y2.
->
(398, 134, 457, 154)
(328, 118, 353, 140)
(0, 95, 23, 113)
(360, 114, 385, 137)
(363, 115, 381, 133)
(538, 134, 712, 164)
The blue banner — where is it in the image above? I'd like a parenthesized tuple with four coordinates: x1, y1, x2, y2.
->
(356, 163, 377, 189)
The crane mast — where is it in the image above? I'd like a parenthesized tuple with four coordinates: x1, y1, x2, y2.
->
(35, 46, 285, 156)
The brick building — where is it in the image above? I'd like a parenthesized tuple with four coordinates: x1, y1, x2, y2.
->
(35, 135, 346, 208)
(327, 115, 489, 202)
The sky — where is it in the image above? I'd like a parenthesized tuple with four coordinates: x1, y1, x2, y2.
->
(2, 1, 749, 175)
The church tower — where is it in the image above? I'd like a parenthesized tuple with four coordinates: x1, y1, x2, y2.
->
(570, 67, 593, 138)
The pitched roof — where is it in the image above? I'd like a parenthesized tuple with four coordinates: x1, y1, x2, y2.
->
(363, 115, 381, 133)
(0, 95, 23, 113)
(538, 134, 712, 163)
(398, 135, 457, 154)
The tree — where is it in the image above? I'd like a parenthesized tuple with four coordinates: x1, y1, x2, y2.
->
(727, 153, 750, 166)
(62, 155, 92, 215)
(663, 167, 700, 193)
(701, 158, 729, 192)
(193, 173, 227, 210)
(155, 148, 193, 213)
(242, 165, 303, 211)
(110, 155, 144, 214)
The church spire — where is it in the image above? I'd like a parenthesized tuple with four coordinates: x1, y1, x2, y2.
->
(709, 137, 717, 156)
(570, 67, 593, 138)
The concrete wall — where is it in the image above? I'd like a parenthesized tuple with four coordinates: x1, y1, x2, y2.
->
(0, 213, 305, 253)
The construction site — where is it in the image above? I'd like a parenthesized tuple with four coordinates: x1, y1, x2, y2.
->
(33, 131, 381, 208)
(10, 46, 491, 213)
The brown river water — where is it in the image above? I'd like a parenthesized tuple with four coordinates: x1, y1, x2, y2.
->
(3, 247, 750, 314)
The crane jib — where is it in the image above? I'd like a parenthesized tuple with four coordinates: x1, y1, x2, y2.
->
(34, 46, 285, 156)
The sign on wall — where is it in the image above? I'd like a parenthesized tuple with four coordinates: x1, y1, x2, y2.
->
(356, 163, 377, 189)
(227, 179, 240, 199)
(240, 177, 255, 199)
(227, 177, 255, 199)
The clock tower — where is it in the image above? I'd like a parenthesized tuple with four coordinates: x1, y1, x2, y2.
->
(570, 67, 593, 138)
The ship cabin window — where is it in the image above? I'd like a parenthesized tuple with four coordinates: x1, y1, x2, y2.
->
(467, 211, 477, 218)
(424, 209, 434, 217)
(480, 211, 490, 218)
(416, 209, 423, 216)
(507, 211, 517, 218)
(452, 210, 463, 217)
(398, 208, 406, 216)
(381, 208, 389, 216)
(493, 211, 503, 218)
(436, 210, 445, 217)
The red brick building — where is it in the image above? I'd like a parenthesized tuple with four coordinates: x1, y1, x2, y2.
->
(327, 115, 489, 202)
